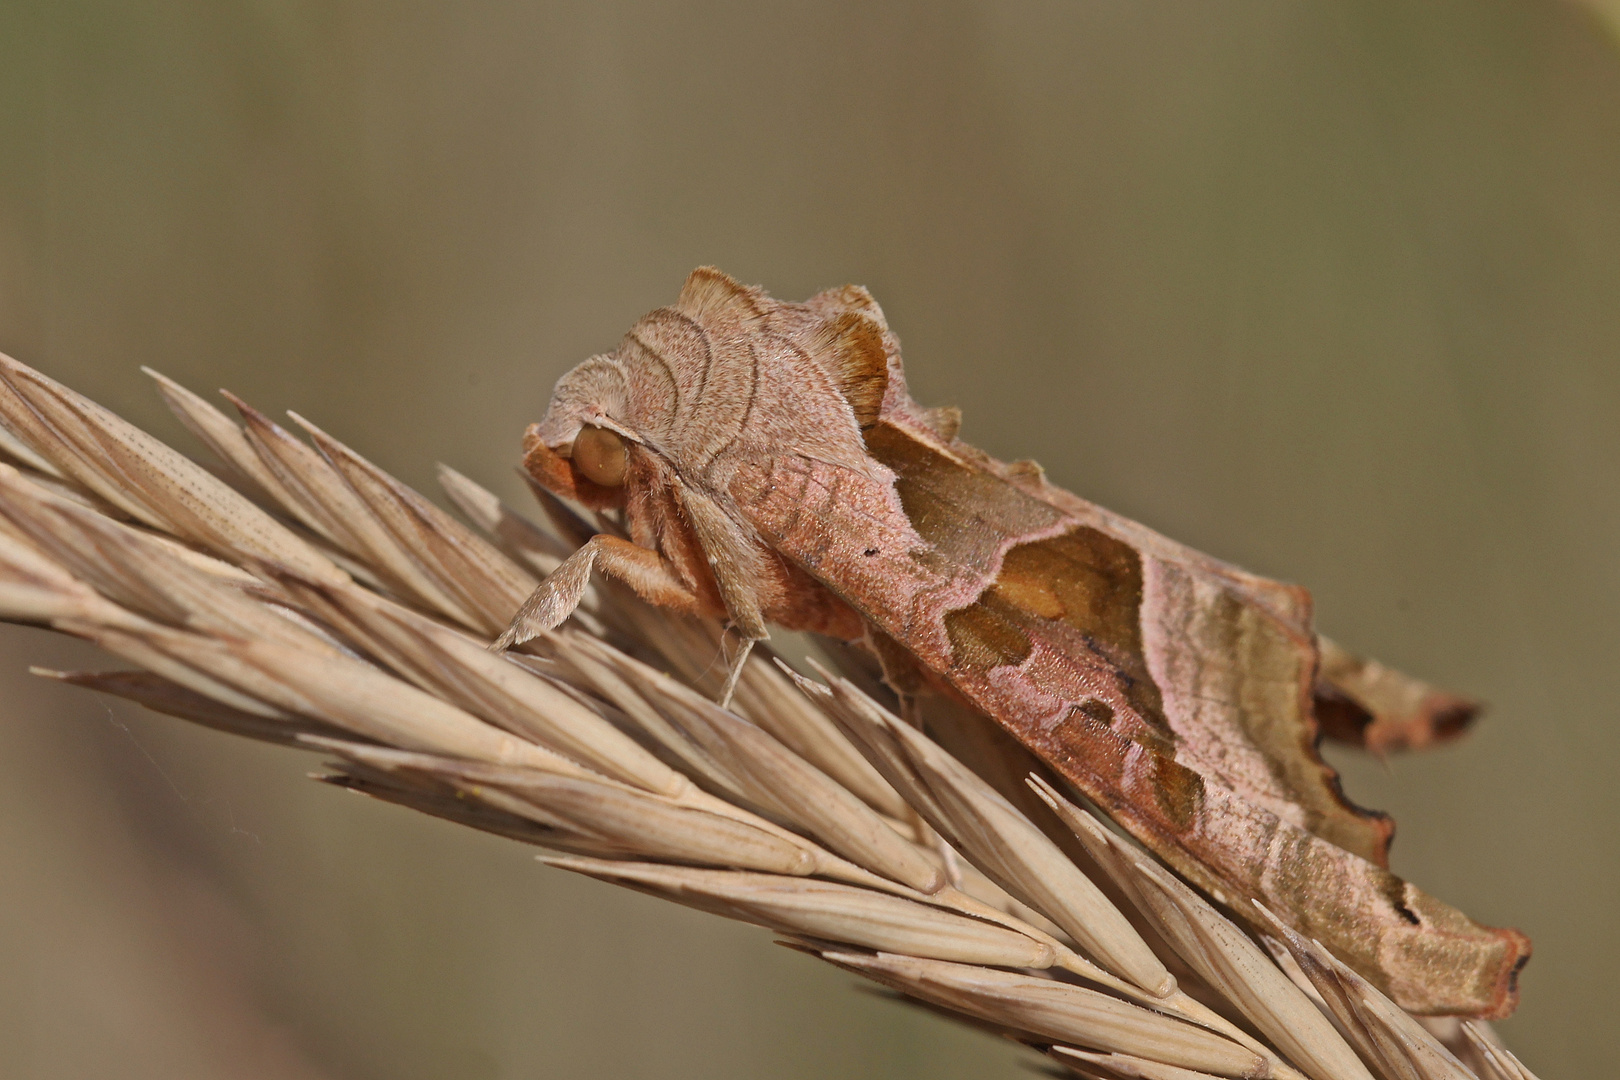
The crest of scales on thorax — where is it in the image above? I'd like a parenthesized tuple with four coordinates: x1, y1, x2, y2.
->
(496, 266, 1529, 1021)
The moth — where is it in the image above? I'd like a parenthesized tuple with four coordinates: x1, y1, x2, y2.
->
(497, 267, 1529, 1019)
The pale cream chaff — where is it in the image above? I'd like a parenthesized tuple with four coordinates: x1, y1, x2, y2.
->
(0, 353, 1539, 1080)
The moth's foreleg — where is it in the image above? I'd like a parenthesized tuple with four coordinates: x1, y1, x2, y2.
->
(491, 534, 702, 651)
(715, 635, 757, 710)
(865, 626, 931, 729)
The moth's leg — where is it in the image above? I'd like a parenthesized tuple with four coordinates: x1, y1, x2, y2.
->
(492, 534, 701, 651)
(866, 628, 931, 729)
(887, 690, 964, 887)
(863, 630, 965, 886)
(715, 635, 755, 710)
(897, 693, 925, 729)
(671, 482, 769, 709)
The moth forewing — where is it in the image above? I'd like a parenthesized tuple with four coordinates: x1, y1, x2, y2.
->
(504, 267, 1530, 1020)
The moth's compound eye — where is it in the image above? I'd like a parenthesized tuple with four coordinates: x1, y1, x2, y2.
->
(572, 425, 628, 487)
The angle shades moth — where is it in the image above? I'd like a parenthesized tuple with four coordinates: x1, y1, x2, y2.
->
(497, 267, 1529, 1019)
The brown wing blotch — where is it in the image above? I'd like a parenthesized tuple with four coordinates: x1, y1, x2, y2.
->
(993, 530, 1145, 668)
(943, 598, 1033, 669)
(864, 420, 1064, 571)
(802, 311, 889, 428)
(676, 266, 769, 324)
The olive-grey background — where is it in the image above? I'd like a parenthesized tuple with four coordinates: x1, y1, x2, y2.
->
(0, 2, 1615, 1077)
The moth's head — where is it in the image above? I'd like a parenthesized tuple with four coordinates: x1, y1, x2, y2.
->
(524, 353, 648, 509)
(521, 268, 772, 509)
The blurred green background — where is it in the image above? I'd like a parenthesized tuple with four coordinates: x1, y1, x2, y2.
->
(1, 2, 1616, 1077)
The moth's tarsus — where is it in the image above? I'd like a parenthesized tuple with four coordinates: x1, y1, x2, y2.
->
(716, 636, 754, 710)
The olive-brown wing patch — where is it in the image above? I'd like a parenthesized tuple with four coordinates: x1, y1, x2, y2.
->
(868, 419, 1176, 747)
(993, 529, 1144, 669)
(987, 529, 1171, 735)
(943, 598, 1033, 670)
(864, 420, 1064, 572)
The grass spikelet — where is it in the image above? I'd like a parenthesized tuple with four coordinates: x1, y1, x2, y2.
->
(0, 352, 1542, 1080)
